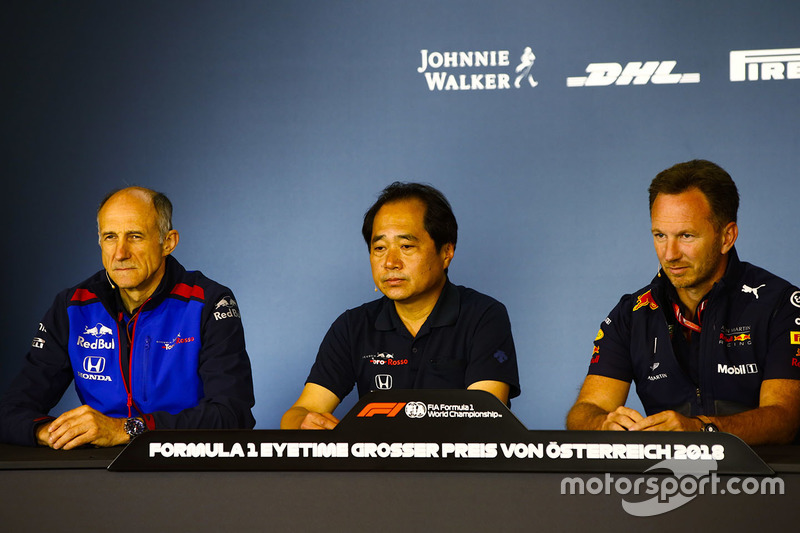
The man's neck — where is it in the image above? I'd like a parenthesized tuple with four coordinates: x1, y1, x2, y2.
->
(675, 288, 706, 320)
(674, 256, 729, 320)
(118, 268, 166, 314)
(393, 281, 446, 337)
(119, 289, 153, 315)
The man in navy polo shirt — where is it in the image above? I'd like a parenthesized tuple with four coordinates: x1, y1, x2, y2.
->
(567, 160, 800, 445)
(282, 182, 520, 429)
(0, 187, 255, 448)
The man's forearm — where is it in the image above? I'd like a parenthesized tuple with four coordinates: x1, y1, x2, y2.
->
(566, 402, 609, 431)
(706, 406, 799, 445)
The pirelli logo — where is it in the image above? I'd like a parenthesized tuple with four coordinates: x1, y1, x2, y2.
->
(730, 48, 800, 82)
(790, 331, 800, 345)
(357, 402, 406, 418)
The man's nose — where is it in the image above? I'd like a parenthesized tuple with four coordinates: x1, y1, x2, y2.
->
(113, 240, 130, 260)
(664, 238, 680, 261)
(383, 248, 402, 269)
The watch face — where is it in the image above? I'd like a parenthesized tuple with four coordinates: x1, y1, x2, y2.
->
(705, 423, 719, 432)
(125, 418, 146, 437)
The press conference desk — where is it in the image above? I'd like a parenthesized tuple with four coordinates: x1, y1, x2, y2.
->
(3, 390, 798, 532)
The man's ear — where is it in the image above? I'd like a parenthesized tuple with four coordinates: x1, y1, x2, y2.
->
(162, 230, 180, 256)
(721, 222, 738, 254)
(441, 242, 455, 270)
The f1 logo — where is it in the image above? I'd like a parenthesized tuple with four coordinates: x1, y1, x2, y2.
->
(357, 402, 406, 418)
(375, 374, 392, 390)
(83, 356, 106, 374)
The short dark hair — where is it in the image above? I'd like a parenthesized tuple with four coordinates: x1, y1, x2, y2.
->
(648, 159, 739, 229)
(97, 186, 174, 242)
(361, 182, 458, 251)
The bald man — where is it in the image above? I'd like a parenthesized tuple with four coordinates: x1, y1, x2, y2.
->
(0, 187, 255, 448)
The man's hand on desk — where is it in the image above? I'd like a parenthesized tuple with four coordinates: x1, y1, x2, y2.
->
(600, 406, 644, 430)
(36, 405, 129, 449)
(595, 407, 700, 432)
(627, 410, 701, 432)
(300, 412, 340, 430)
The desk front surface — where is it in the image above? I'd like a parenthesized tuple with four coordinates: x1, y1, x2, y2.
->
(1, 442, 797, 533)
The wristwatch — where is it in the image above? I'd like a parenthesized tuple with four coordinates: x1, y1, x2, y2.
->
(124, 417, 147, 439)
(696, 417, 719, 432)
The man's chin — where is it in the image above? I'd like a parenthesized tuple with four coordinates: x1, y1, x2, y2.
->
(666, 275, 697, 290)
(109, 276, 141, 290)
(380, 287, 411, 302)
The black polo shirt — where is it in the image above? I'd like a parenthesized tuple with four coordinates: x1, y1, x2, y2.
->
(306, 281, 520, 401)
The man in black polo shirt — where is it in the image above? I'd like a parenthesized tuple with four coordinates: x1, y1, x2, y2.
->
(567, 160, 800, 445)
(282, 182, 520, 429)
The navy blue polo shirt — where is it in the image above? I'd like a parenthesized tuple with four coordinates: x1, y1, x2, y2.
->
(587, 248, 800, 417)
(306, 281, 520, 401)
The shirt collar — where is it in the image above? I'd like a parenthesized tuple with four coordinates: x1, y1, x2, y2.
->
(374, 279, 460, 334)
(100, 255, 180, 317)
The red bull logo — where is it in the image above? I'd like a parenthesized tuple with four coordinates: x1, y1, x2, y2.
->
(83, 323, 113, 337)
(633, 290, 659, 312)
(720, 333, 751, 343)
(590, 346, 600, 364)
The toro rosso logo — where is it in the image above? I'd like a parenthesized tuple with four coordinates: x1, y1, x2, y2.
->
(633, 290, 659, 312)
(157, 333, 196, 350)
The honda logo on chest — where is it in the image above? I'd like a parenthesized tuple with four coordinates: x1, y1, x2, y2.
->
(375, 374, 393, 390)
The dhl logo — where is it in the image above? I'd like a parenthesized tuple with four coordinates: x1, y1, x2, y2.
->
(791, 332, 800, 345)
(357, 402, 406, 418)
(633, 290, 659, 312)
(720, 333, 751, 343)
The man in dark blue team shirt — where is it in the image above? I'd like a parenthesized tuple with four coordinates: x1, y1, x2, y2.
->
(567, 160, 800, 445)
(0, 187, 255, 448)
(282, 182, 520, 429)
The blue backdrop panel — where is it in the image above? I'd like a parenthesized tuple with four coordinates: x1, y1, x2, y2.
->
(2, 1, 798, 429)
